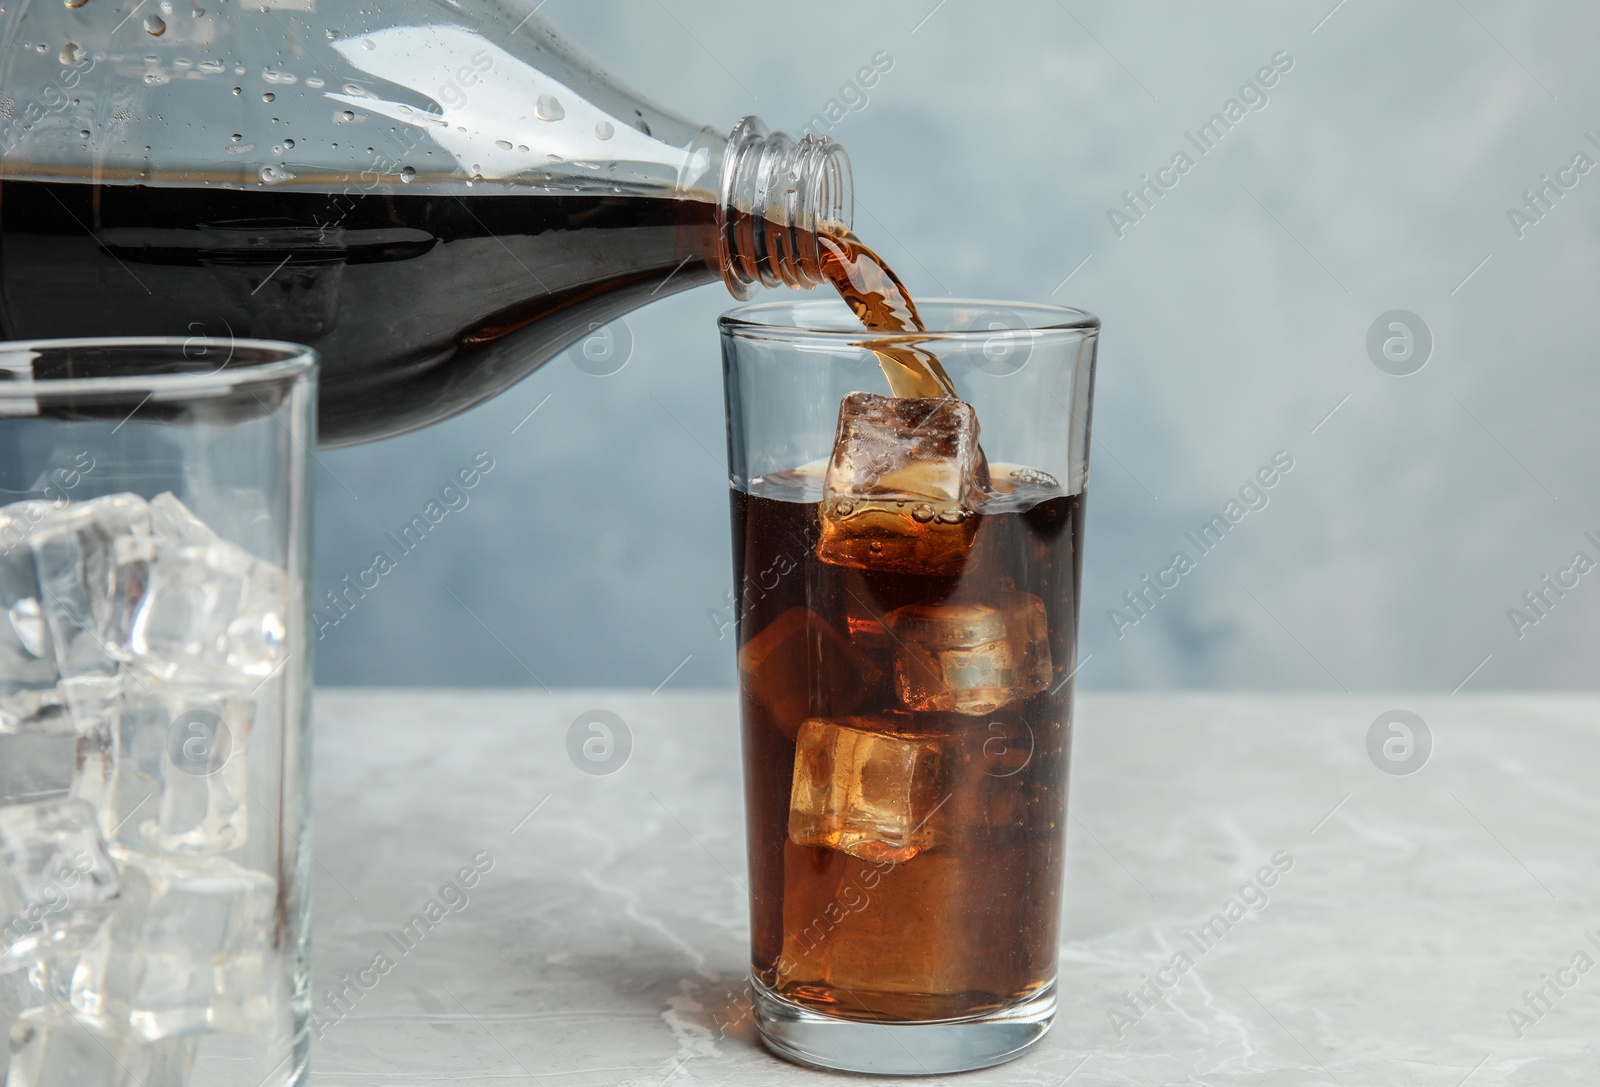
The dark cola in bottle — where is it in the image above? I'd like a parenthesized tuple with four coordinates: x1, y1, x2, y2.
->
(0, 6, 852, 444)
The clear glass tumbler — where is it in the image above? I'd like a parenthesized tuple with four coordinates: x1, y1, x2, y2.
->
(0, 338, 315, 1086)
(721, 299, 1098, 1074)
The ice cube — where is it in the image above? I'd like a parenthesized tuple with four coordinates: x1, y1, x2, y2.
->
(31, 495, 154, 685)
(0, 799, 121, 971)
(888, 592, 1052, 716)
(8, 1007, 196, 1087)
(0, 503, 72, 735)
(72, 853, 275, 1039)
(816, 393, 984, 575)
(738, 607, 881, 740)
(115, 497, 287, 687)
(0, 733, 76, 807)
(147, 493, 215, 550)
(75, 685, 252, 858)
(789, 716, 947, 863)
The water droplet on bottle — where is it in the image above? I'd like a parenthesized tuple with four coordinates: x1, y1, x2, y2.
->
(516, 144, 529, 153)
(64, 0, 90, 8)
(192, 5, 203, 16)
(78, 129, 90, 139)
(594, 120, 615, 141)
(494, 139, 512, 150)
(231, 86, 241, 95)
(360, 37, 375, 51)
(534, 94, 564, 121)
(339, 110, 354, 122)
(399, 166, 416, 183)
(59, 42, 81, 64)
(305, 76, 324, 89)
(262, 91, 274, 102)
(197, 59, 223, 72)
(911, 504, 936, 523)
(283, 137, 294, 149)
(230, 132, 241, 142)
(834, 500, 855, 517)
(143, 13, 165, 34)
(259, 166, 278, 182)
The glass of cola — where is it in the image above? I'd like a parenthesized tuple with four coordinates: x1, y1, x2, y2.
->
(720, 300, 1099, 1074)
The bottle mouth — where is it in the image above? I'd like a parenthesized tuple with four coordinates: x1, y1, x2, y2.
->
(718, 116, 853, 299)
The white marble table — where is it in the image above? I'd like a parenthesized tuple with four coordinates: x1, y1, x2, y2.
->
(306, 691, 1599, 1086)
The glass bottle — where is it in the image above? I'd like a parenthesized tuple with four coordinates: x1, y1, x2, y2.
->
(0, 4, 852, 445)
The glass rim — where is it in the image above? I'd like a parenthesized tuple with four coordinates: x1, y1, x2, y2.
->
(719, 297, 1100, 338)
(0, 337, 317, 400)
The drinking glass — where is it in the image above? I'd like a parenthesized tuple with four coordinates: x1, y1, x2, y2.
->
(720, 300, 1098, 1074)
(0, 338, 315, 1086)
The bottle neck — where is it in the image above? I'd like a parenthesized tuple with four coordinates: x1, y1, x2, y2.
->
(716, 116, 853, 299)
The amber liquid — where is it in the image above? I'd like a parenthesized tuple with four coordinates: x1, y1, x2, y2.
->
(817, 229, 958, 399)
(733, 469, 1081, 1022)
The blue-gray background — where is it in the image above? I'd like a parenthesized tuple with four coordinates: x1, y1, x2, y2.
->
(315, 0, 1599, 692)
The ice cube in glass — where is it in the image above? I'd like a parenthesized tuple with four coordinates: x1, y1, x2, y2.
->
(738, 607, 880, 740)
(8, 1006, 196, 1087)
(74, 686, 252, 856)
(789, 716, 945, 863)
(72, 852, 275, 1039)
(888, 591, 1052, 715)
(0, 733, 77, 807)
(0, 501, 71, 735)
(816, 393, 984, 575)
(0, 798, 121, 970)
(117, 495, 287, 687)
(31, 495, 154, 683)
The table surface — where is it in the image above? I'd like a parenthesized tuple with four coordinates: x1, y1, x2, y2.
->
(306, 690, 1599, 1086)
